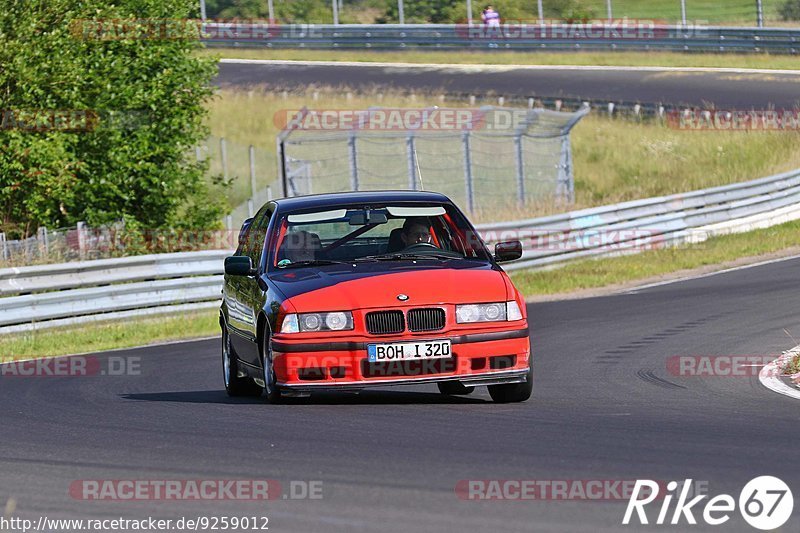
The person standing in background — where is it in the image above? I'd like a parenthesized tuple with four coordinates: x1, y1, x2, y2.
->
(481, 5, 501, 27)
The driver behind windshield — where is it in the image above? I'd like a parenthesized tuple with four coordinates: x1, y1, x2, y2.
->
(400, 218, 434, 248)
(284, 230, 321, 263)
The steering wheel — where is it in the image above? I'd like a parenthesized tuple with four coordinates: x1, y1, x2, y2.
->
(402, 242, 438, 252)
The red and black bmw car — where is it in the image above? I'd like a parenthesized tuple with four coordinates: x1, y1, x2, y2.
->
(220, 191, 531, 403)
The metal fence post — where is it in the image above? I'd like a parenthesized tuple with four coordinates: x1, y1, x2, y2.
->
(537, 0, 543, 23)
(606, 0, 612, 21)
(220, 137, 228, 181)
(225, 215, 233, 248)
(249, 145, 258, 202)
(466, 0, 473, 25)
(348, 132, 359, 191)
(462, 132, 474, 213)
(42, 227, 49, 256)
(277, 138, 289, 198)
(514, 134, 525, 207)
(77, 221, 86, 260)
(398, 0, 405, 24)
(756, 0, 764, 28)
(0, 233, 7, 262)
(332, 0, 339, 24)
(36, 227, 45, 259)
(680, 0, 687, 26)
(406, 134, 418, 190)
(558, 136, 575, 204)
(247, 199, 255, 218)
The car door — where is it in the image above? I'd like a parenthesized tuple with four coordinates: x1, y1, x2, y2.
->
(225, 218, 252, 353)
(225, 206, 269, 366)
(236, 204, 274, 367)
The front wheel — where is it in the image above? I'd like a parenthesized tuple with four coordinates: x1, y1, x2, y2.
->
(487, 355, 532, 403)
(222, 327, 263, 397)
(261, 331, 283, 404)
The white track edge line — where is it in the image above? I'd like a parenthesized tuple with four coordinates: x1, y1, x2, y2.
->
(218, 58, 800, 76)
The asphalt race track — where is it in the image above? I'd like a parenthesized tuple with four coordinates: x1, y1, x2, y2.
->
(216, 61, 800, 109)
(3, 255, 800, 532)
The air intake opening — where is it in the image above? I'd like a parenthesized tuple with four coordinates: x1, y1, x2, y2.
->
(298, 367, 328, 381)
(489, 355, 516, 370)
(471, 357, 487, 371)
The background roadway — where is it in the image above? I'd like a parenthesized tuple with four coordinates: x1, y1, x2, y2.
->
(216, 61, 800, 109)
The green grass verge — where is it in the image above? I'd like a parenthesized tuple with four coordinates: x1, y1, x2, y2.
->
(0, 310, 219, 361)
(203, 48, 800, 70)
(510, 219, 800, 295)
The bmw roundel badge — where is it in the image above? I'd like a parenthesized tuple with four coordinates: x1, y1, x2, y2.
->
(397, 294, 409, 301)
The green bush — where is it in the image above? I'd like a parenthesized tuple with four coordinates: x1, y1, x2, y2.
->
(779, 0, 800, 20)
(0, 0, 223, 239)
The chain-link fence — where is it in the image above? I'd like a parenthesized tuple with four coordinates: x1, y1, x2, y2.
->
(0, 222, 238, 267)
(539, 0, 786, 26)
(202, 0, 793, 27)
(193, 135, 282, 229)
(277, 106, 588, 218)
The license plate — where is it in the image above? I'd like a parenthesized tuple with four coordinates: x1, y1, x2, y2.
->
(367, 339, 451, 362)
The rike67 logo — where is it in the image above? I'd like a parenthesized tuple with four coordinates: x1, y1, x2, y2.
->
(623, 476, 793, 530)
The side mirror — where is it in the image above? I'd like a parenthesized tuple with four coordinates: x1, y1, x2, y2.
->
(225, 256, 256, 276)
(494, 241, 523, 262)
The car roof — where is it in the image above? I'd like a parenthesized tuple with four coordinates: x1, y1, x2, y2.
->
(273, 190, 452, 212)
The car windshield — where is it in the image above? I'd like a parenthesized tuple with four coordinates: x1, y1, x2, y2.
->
(269, 204, 491, 268)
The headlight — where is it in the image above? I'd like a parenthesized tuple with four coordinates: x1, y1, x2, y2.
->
(281, 312, 354, 333)
(456, 302, 522, 323)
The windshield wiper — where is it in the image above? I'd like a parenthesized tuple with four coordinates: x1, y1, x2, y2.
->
(277, 259, 352, 269)
(357, 253, 457, 262)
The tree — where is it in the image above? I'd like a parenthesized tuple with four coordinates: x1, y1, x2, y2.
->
(0, 0, 223, 238)
(780, 0, 800, 20)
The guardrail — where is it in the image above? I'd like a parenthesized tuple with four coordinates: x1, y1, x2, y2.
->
(0, 251, 229, 334)
(478, 167, 800, 270)
(3, 167, 800, 333)
(203, 24, 800, 53)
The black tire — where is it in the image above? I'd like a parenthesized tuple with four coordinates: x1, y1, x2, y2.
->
(488, 355, 533, 403)
(222, 327, 263, 397)
(437, 381, 475, 395)
(261, 329, 283, 404)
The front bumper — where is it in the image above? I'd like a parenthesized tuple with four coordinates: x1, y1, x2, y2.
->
(271, 327, 531, 392)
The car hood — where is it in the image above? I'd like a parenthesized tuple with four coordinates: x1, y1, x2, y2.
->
(269, 260, 510, 312)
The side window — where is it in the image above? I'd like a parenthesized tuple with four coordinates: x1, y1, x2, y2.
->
(246, 206, 273, 269)
(235, 218, 253, 256)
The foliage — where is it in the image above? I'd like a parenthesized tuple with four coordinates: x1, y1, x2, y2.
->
(0, 0, 223, 238)
(779, 0, 800, 20)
